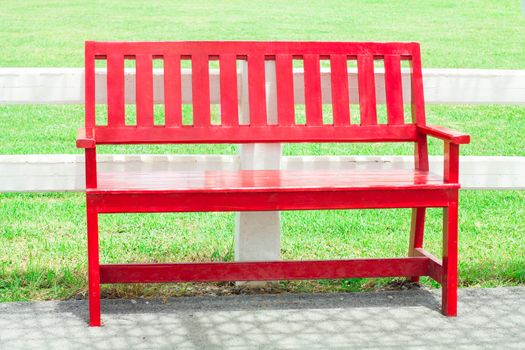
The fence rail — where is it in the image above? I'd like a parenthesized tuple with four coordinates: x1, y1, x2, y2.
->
(1, 66, 523, 264)
(1, 68, 525, 105)
(1, 155, 523, 193)
(1, 67, 524, 193)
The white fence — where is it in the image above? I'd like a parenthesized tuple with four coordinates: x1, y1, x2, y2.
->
(1, 67, 524, 263)
(1, 67, 524, 193)
(2, 67, 525, 105)
(1, 155, 523, 192)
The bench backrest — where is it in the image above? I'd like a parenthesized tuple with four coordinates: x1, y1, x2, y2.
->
(85, 41, 426, 144)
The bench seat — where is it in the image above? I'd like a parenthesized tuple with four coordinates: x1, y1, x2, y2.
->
(94, 169, 457, 192)
(87, 169, 459, 214)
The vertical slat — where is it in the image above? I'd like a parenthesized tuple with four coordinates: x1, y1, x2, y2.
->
(219, 54, 238, 126)
(85, 44, 95, 132)
(136, 54, 154, 127)
(275, 54, 295, 126)
(191, 54, 211, 127)
(106, 54, 125, 127)
(384, 55, 404, 125)
(330, 54, 350, 125)
(164, 54, 182, 127)
(303, 54, 323, 126)
(444, 142, 459, 183)
(410, 47, 426, 125)
(411, 46, 429, 171)
(247, 54, 267, 126)
(357, 54, 377, 125)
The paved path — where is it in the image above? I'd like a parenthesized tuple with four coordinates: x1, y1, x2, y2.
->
(1, 287, 524, 349)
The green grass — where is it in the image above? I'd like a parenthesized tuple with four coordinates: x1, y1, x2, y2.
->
(1, 190, 523, 302)
(1, 103, 523, 301)
(0, 1, 524, 68)
(1, 0, 524, 302)
(1, 104, 524, 156)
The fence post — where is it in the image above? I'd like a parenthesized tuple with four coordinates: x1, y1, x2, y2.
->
(234, 60, 281, 268)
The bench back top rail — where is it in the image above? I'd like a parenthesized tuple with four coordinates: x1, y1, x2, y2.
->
(85, 41, 426, 144)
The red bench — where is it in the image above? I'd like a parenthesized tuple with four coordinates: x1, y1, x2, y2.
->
(77, 41, 470, 326)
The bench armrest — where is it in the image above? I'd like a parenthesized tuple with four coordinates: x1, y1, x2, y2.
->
(77, 128, 96, 148)
(418, 125, 470, 144)
(417, 124, 468, 184)
(78, 128, 98, 188)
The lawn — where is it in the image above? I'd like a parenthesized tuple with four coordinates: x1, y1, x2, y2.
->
(1, 104, 524, 156)
(1, 190, 524, 302)
(0, 0, 524, 302)
(1, 102, 524, 301)
(0, 1, 524, 68)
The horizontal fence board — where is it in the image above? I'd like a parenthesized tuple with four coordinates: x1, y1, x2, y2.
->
(0, 154, 523, 192)
(1, 68, 524, 105)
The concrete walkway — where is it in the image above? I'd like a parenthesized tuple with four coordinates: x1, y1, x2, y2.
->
(1, 287, 524, 349)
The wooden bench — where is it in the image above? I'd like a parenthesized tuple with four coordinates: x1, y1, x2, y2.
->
(77, 41, 470, 326)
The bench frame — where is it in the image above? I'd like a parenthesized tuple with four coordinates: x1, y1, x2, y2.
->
(78, 41, 469, 326)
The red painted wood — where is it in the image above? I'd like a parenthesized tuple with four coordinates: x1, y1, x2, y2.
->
(442, 199, 458, 316)
(414, 133, 429, 171)
(87, 41, 420, 57)
(87, 205, 101, 326)
(410, 46, 429, 171)
(191, 54, 211, 127)
(76, 128, 96, 148)
(88, 188, 457, 214)
(444, 142, 460, 183)
(86, 193, 102, 326)
(163, 54, 182, 127)
(414, 248, 443, 284)
(275, 54, 295, 126)
(219, 54, 239, 126)
(408, 207, 426, 282)
(84, 41, 473, 146)
(303, 54, 323, 126)
(409, 47, 429, 286)
(419, 125, 471, 144)
(91, 125, 418, 144)
(85, 148, 98, 189)
(96, 169, 448, 192)
(79, 41, 471, 325)
(247, 55, 267, 126)
(106, 54, 125, 127)
(135, 54, 154, 126)
(357, 54, 377, 125)
(410, 46, 426, 125)
(100, 257, 430, 283)
(384, 55, 404, 125)
(330, 54, 350, 125)
(85, 44, 95, 132)
(409, 208, 426, 253)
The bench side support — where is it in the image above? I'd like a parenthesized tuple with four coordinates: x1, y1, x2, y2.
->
(84, 146, 101, 326)
(442, 198, 458, 316)
(408, 48, 429, 282)
(408, 134, 428, 283)
(87, 202, 101, 326)
(442, 141, 460, 316)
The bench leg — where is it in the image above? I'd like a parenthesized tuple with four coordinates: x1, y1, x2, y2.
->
(442, 201, 458, 316)
(408, 207, 426, 282)
(87, 205, 101, 326)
